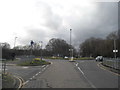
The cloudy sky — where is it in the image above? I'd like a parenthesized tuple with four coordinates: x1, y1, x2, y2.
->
(0, 0, 118, 49)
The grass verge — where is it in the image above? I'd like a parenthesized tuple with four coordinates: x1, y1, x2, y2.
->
(2, 73, 14, 88)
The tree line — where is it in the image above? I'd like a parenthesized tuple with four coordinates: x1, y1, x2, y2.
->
(79, 31, 120, 58)
(1, 31, 120, 60)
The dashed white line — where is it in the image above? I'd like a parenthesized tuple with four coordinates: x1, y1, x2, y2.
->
(39, 72, 41, 74)
(24, 65, 49, 86)
(32, 76, 35, 78)
(78, 67, 84, 75)
(42, 65, 45, 67)
(35, 73, 38, 76)
(76, 63, 78, 67)
(22, 67, 29, 69)
(24, 80, 29, 85)
(74, 63, 96, 88)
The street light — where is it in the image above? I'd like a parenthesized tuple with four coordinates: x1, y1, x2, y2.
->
(69, 29, 74, 61)
(39, 41, 43, 60)
(14, 37, 17, 49)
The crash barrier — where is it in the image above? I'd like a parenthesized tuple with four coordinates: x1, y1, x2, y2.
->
(102, 58, 120, 70)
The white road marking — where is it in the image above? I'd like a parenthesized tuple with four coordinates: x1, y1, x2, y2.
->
(32, 76, 35, 78)
(24, 80, 29, 85)
(76, 63, 78, 67)
(35, 73, 38, 76)
(42, 65, 45, 67)
(78, 67, 84, 75)
(22, 67, 29, 69)
(76, 65, 96, 88)
(46, 65, 49, 67)
(39, 72, 41, 74)
(24, 64, 49, 86)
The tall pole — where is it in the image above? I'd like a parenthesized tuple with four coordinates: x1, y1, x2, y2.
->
(114, 39, 116, 59)
(39, 41, 43, 60)
(70, 29, 73, 61)
(14, 37, 17, 49)
(30, 40, 34, 55)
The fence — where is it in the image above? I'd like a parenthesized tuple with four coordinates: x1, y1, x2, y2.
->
(102, 58, 120, 70)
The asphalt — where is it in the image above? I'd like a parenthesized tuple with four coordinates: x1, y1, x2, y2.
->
(75, 60, 119, 88)
(23, 60, 92, 88)
(4, 59, 119, 88)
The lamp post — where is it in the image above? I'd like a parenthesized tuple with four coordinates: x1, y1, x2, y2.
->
(14, 37, 17, 49)
(39, 41, 43, 60)
(69, 29, 73, 61)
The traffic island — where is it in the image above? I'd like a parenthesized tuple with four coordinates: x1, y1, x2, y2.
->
(17, 58, 51, 66)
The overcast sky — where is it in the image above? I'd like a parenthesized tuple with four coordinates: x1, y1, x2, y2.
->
(0, 0, 118, 49)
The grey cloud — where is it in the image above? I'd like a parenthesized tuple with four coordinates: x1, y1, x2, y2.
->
(20, 2, 118, 49)
(38, 1, 63, 30)
(71, 2, 118, 48)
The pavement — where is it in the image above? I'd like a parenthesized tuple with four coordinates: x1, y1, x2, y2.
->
(2, 59, 120, 89)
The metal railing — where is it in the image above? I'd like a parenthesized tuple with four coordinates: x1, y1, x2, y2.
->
(102, 58, 120, 70)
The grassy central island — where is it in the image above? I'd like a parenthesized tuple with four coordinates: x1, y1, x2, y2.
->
(17, 58, 51, 66)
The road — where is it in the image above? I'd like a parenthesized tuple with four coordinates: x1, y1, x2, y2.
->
(6, 59, 119, 88)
